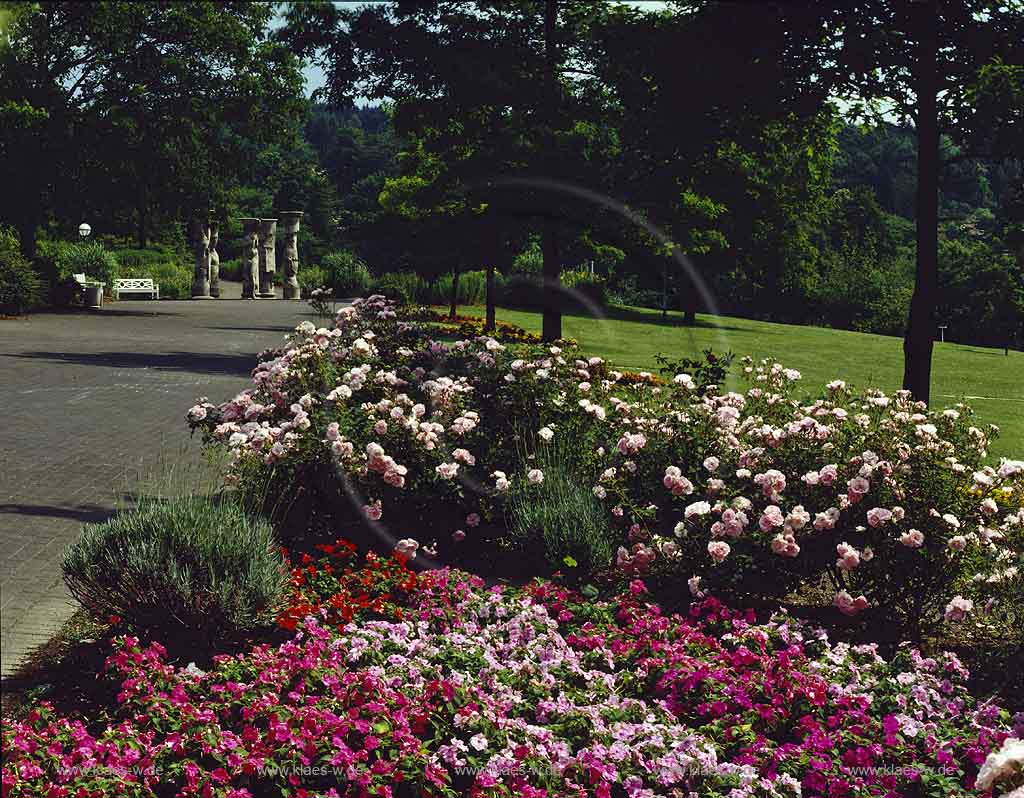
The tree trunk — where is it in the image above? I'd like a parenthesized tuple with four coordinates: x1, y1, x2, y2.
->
(662, 261, 668, 319)
(542, 217, 562, 341)
(541, 0, 562, 343)
(136, 205, 148, 249)
(17, 218, 37, 261)
(485, 215, 499, 332)
(449, 263, 460, 321)
(683, 290, 697, 326)
(902, 1, 939, 404)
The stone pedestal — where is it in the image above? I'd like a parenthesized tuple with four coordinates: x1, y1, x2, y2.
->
(239, 218, 260, 299)
(257, 218, 277, 299)
(209, 219, 221, 298)
(279, 211, 303, 300)
(190, 217, 213, 299)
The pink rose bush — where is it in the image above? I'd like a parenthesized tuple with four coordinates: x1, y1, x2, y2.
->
(187, 295, 1024, 634)
(3, 567, 1018, 797)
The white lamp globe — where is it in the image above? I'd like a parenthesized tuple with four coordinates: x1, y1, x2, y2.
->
(78, 222, 91, 238)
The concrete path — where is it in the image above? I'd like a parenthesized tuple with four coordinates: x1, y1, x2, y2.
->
(0, 284, 325, 676)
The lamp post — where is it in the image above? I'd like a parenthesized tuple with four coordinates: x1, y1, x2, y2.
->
(77, 223, 103, 308)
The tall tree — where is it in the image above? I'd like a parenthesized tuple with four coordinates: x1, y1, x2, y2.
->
(0, 1, 305, 256)
(805, 0, 1024, 402)
(540, 0, 561, 341)
(906, 0, 940, 402)
(588, 2, 836, 322)
(280, 0, 615, 338)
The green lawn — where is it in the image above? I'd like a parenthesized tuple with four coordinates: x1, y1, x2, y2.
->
(445, 304, 1024, 459)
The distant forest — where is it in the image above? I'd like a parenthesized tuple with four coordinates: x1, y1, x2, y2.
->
(292, 106, 1022, 349)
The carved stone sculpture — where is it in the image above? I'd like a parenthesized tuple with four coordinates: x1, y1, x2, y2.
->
(258, 218, 277, 299)
(190, 217, 212, 299)
(209, 219, 221, 298)
(239, 218, 260, 299)
(279, 211, 303, 300)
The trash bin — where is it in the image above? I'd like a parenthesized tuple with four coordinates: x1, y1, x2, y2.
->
(84, 283, 103, 309)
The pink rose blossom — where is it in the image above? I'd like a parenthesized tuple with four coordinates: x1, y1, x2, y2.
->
(707, 540, 731, 563)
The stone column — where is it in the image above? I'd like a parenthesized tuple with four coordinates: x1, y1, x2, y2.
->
(257, 218, 277, 299)
(279, 211, 303, 300)
(239, 218, 260, 299)
(190, 216, 213, 299)
(209, 218, 221, 298)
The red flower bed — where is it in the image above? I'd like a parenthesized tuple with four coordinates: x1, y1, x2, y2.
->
(277, 540, 419, 632)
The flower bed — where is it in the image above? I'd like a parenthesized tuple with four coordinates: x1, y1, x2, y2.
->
(277, 540, 419, 631)
(3, 559, 1021, 797)
(187, 295, 1024, 637)
(416, 309, 546, 344)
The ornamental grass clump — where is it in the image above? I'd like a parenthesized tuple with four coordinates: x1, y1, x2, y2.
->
(61, 497, 287, 650)
(508, 439, 617, 578)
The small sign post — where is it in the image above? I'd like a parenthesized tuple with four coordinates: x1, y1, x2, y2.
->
(938, 325, 948, 343)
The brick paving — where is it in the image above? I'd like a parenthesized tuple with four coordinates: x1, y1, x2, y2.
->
(0, 283, 325, 676)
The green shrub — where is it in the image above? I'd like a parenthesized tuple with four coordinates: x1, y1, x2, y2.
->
(498, 271, 606, 312)
(375, 271, 429, 305)
(0, 227, 45, 314)
(52, 241, 120, 285)
(218, 258, 243, 282)
(122, 260, 191, 299)
(499, 273, 543, 309)
(430, 270, 489, 306)
(323, 251, 373, 297)
(511, 240, 543, 274)
(506, 441, 616, 580)
(811, 250, 915, 336)
(62, 497, 288, 649)
(562, 270, 608, 311)
(300, 265, 329, 298)
(608, 274, 663, 309)
(114, 248, 166, 270)
(115, 247, 192, 299)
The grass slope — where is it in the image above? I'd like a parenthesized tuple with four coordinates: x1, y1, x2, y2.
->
(445, 304, 1024, 458)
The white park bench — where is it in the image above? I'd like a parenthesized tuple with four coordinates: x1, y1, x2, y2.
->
(112, 278, 160, 300)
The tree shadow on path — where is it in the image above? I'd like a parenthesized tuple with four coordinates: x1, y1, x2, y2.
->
(4, 350, 260, 378)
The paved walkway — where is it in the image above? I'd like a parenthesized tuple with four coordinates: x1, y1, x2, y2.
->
(0, 284, 321, 675)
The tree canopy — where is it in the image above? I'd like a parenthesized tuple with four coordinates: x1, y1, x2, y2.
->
(0, 1, 306, 255)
